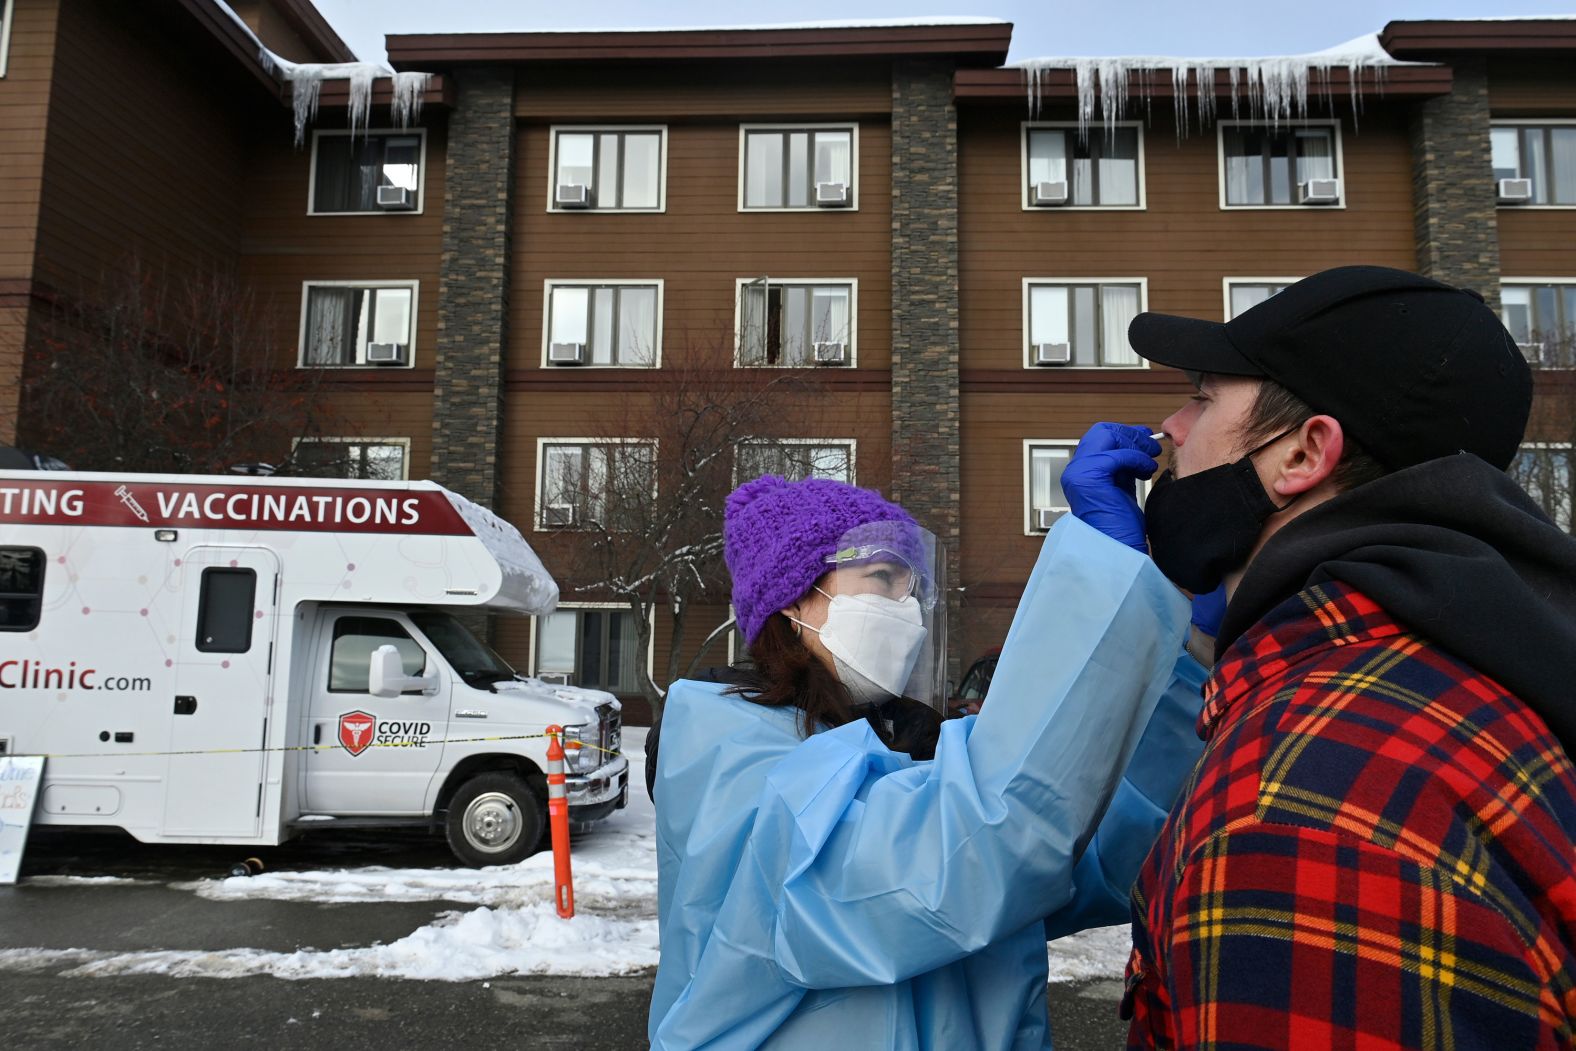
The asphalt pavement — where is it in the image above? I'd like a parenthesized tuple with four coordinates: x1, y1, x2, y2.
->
(0, 827, 1130, 1049)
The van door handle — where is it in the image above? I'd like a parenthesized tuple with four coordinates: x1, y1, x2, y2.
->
(313, 725, 322, 745)
(174, 696, 198, 715)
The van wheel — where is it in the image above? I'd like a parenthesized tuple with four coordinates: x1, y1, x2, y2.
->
(444, 773, 544, 867)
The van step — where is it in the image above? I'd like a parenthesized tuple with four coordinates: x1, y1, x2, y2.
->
(288, 816, 435, 831)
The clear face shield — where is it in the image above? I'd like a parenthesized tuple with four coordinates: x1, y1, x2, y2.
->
(818, 520, 947, 710)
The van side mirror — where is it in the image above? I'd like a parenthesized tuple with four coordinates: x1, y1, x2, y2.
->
(368, 644, 440, 698)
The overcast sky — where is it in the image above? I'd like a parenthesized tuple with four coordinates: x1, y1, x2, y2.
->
(311, 1, 1576, 65)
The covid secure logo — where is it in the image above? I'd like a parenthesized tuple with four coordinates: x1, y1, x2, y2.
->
(338, 711, 376, 757)
(336, 711, 431, 757)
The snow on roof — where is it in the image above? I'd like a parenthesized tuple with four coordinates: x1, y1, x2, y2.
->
(1015, 32, 1433, 137)
(211, 0, 429, 146)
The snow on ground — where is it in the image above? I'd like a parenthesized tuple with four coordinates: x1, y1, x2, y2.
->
(7, 725, 1133, 983)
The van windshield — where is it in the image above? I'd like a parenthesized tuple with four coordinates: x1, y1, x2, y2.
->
(410, 611, 517, 688)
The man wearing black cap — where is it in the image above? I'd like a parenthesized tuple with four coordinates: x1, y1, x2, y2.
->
(1106, 266, 1576, 1048)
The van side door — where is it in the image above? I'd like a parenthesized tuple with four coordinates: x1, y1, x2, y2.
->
(304, 611, 448, 814)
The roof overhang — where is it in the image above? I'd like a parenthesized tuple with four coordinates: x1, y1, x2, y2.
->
(1380, 19, 1576, 58)
(955, 64, 1454, 104)
(271, 0, 360, 64)
(388, 22, 1013, 70)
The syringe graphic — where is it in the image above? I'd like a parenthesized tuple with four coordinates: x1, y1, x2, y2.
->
(113, 485, 150, 523)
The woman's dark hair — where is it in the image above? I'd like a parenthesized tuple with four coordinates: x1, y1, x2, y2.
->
(1238, 380, 1389, 493)
(728, 605, 941, 760)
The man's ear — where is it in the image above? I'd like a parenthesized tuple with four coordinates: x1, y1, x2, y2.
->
(1271, 415, 1345, 497)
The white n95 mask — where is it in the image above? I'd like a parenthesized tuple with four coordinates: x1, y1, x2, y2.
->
(812, 591, 928, 704)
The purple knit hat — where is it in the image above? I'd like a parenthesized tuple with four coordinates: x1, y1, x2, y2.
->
(725, 475, 919, 645)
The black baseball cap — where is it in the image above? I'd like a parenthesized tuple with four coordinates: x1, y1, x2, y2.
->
(1127, 266, 1532, 471)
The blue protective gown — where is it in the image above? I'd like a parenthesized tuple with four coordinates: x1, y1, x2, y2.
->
(650, 515, 1207, 1050)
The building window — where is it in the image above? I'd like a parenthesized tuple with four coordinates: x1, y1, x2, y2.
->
(1502, 282, 1576, 369)
(294, 439, 409, 480)
(310, 131, 423, 214)
(738, 279, 855, 366)
(0, 547, 45, 631)
(1510, 444, 1573, 534)
(1492, 124, 1576, 206)
(537, 440, 656, 530)
(551, 127, 665, 211)
(1024, 280, 1144, 368)
(1026, 442, 1077, 533)
(736, 440, 855, 484)
(1023, 124, 1142, 208)
(534, 606, 643, 693)
(299, 282, 417, 367)
(1225, 280, 1296, 320)
(545, 282, 660, 367)
(1220, 123, 1340, 207)
(741, 125, 856, 209)
(0, 0, 15, 79)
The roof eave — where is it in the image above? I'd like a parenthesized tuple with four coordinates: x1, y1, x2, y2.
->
(1380, 19, 1576, 57)
(272, 0, 360, 63)
(954, 64, 1455, 103)
(387, 23, 1013, 70)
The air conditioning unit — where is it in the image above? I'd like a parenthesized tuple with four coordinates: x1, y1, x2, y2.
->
(376, 185, 415, 210)
(1498, 178, 1534, 204)
(1030, 181, 1069, 206)
(548, 342, 588, 366)
(365, 342, 408, 366)
(813, 341, 848, 365)
(556, 183, 592, 209)
(1517, 341, 1546, 366)
(1033, 507, 1060, 531)
(1297, 179, 1341, 205)
(542, 503, 577, 528)
(1033, 342, 1072, 366)
(536, 672, 571, 686)
(815, 182, 850, 207)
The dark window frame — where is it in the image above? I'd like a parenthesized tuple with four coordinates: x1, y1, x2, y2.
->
(1024, 125, 1142, 207)
(547, 283, 660, 366)
(537, 607, 641, 693)
(1222, 124, 1340, 207)
(1025, 281, 1146, 368)
(551, 128, 665, 211)
(1493, 124, 1576, 206)
(741, 126, 856, 210)
(195, 568, 257, 654)
(0, 546, 46, 632)
(309, 130, 425, 215)
(735, 440, 855, 485)
(738, 280, 853, 366)
(537, 440, 657, 531)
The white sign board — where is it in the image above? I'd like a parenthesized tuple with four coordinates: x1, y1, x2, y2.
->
(0, 756, 44, 884)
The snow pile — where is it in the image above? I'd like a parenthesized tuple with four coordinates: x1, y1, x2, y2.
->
(6, 903, 655, 982)
(1017, 32, 1429, 137)
(212, 0, 430, 145)
(1046, 924, 1134, 983)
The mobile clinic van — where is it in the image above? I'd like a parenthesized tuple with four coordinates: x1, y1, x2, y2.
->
(0, 470, 627, 866)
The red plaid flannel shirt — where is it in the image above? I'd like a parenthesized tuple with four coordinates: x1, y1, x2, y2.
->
(1124, 582, 1576, 1049)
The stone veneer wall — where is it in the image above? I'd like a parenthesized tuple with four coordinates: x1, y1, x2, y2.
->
(431, 67, 515, 508)
(890, 60, 963, 686)
(1410, 57, 1502, 309)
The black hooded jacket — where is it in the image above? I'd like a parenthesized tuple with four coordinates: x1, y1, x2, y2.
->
(1219, 453, 1576, 755)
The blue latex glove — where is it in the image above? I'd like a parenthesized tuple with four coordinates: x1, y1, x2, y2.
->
(1062, 422, 1163, 553)
(1190, 584, 1226, 638)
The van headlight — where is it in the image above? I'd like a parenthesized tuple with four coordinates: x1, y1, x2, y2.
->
(561, 725, 600, 773)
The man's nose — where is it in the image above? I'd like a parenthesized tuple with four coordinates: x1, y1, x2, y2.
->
(1160, 407, 1189, 445)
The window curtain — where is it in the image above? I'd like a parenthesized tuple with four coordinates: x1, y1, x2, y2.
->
(305, 287, 358, 365)
(1101, 286, 1141, 366)
(1031, 447, 1070, 510)
(1551, 128, 1576, 205)
(618, 287, 657, 365)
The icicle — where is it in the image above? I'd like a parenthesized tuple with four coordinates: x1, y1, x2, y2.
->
(346, 66, 377, 137)
(392, 72, 431, 129)
(1170, 64, 1189, 142)
(288, 68, 325, 147)
(1196, 66, 1216, 132)
(1228, 66, 1241, 120)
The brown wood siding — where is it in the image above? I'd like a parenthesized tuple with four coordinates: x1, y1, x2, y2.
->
(227, 0, 317, 64)
(512, 119, 892, 372)
(0, 0, 60, 440)
(1489, 57, 1576, 113)
(514, 62, 893, 121)
(237, 117, 448, 375)
(30, 0, 262, 296)
(1490, 60, 1576, 280)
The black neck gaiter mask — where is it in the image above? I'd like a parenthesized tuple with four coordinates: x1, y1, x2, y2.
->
(1143, 427, 1299, 594)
